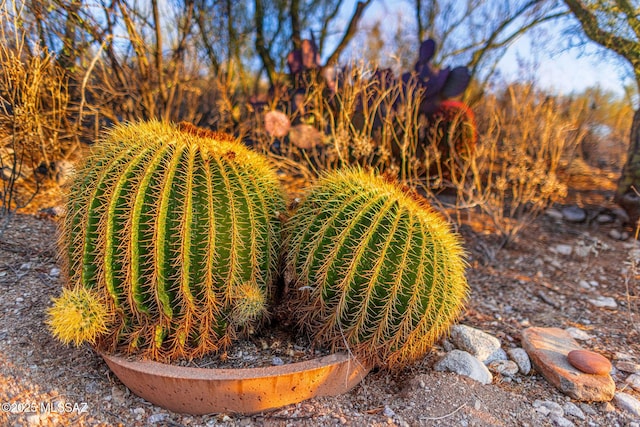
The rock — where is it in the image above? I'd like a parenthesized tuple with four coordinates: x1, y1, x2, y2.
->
(625, 373, 640, 391)
(609, 229, 624, 240)
(596, 214, 614, 224)
(550, 415, 575, 427)
(533, 399, 564, 417)
(562, 402, 585, 420)
(520, 327, 615, 401)
(383, 406, 395, 417)
(579, 403, 597, 416)
(449, 325, 502, 363)
(612, 207, 631, 224)
(565, 327, 592, 341)
(433, 350, 493, 385)
(551, 244, 573, 256)
(546, 209, 564, 220)
(561, 206, 586, 222)
(567, 349, 612, 375)
(485, 348, 508, 365)
(488, 360, 519, 377)
(148, 413, 169, 424)
(84, 380, 100, 394)
(507, 347, 532, 375)
(271, 356, 284, 366)
(578, 280, 592, 290)
(613, 392, 640, 417)
(617, 361, 640, 374)
(49, 267, 61, 277)
(587, 296, 617, 309)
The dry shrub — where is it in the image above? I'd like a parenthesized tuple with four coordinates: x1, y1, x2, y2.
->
(0, 1, 73, 215)
(441, 83, 577, 246)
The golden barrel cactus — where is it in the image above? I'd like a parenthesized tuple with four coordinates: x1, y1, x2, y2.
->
(284, 169, 468, 369)
(48, 121, 286, 361)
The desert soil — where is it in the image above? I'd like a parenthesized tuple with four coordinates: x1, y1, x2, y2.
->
(0, 163, 639, 427)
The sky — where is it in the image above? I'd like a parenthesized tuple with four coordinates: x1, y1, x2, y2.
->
(336, 0, 635, 100)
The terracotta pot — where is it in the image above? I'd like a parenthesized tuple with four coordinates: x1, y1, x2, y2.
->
(100, 352, 371, 415)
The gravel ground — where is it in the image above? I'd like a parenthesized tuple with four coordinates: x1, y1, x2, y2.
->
(1, 174, 639, 427)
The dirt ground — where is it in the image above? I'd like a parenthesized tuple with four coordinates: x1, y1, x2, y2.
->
(0, 163, 639, 426)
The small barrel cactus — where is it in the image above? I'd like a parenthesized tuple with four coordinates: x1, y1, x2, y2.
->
(284, 169, 468, 369)
(48, 121, 286, 361)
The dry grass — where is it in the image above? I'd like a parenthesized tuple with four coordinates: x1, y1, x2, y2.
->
(0, 1, 74, 215)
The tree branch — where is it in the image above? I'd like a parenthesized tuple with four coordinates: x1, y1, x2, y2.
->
(325, 0, 372, 66)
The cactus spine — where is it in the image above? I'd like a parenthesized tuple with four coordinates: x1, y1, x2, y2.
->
(48, 121, 286, 361)
(285, 169, 468, 369)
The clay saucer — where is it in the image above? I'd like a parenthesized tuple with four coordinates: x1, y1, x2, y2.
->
(100, 351, 371, 415)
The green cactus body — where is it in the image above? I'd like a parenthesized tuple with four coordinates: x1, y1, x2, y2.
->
(49, 121, 285, 361)
(285, 169, 468, 369)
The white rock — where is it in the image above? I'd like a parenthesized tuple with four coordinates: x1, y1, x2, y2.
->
(551, 415, 575, 427)
(545, 209, 564, 220)
(609, 229, 623, 240)
(562, 402, 585, 420)
(488, 360, 519, 377)
(434, 350, 493, 385)
(485, 348, 508, 365)
(148, 413, 169, 424)
(533, 400, 563, 417)
(588, 296, 617, 309)
(49, 267, 61, 277)
(579, 403, 597, 415)
(449, 325, 501, 363)
(578, 280, 592, 289)
(383, 406, 395, 417)
(625, 373, 640, 391)
(596, 214, 614, 224)
(613, 392, 640, 417)
(551, 244, 573, 256)
(507, 348, 531, 375)
(565, 327, 592, 341)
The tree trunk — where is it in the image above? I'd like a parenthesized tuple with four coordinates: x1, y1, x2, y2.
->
(615, 107, 640, 225)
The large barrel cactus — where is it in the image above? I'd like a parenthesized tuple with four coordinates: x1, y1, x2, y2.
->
(48, 121, 286, 361)
(284, 169, 468, 369)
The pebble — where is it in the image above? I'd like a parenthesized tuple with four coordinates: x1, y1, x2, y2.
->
(148, 413, 169, 424)
(578, 280, 592, 290)
(551, 244, 573, 256)
(565, 327, 593, 341)
(567, 350, 612, 375)
(507, 348, 532, 375)
(617, 361, 640, 373)
(85, 380, 100, 394)
(433, 350, 493, 385)
(613, 392, 640, 417)
(449, 324, 502, 363)
(272, 356, 284, 366)
(488, 360, 519, 377)
(533, 400, 564, 417)
(383, 406, 395, 417)
(596, 214, 614, 224)
(485, 348, 508, 364)
(609, 229, 630, 241)
(587, 296, 618, 309)
(612, 207, 630, 223)
(625, 373, 640, 391)
(550, 415, 576, 427)
(546, 209, 564, 220)
(562, 402, 585, 420)
(561, 206, 586, 222)
(579, 403, 597, 415)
